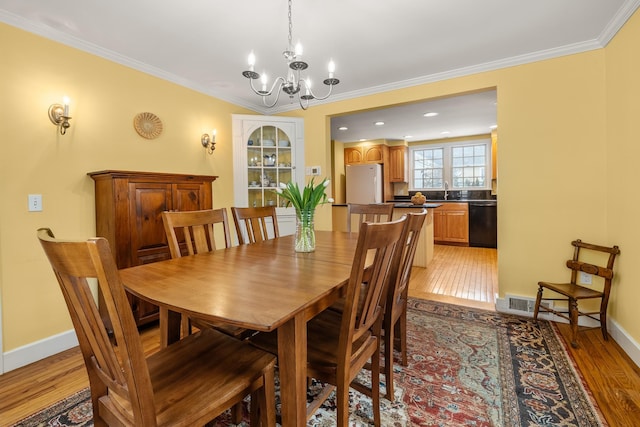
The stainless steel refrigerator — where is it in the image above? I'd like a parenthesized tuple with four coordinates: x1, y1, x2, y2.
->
(345, 164, 383, 204)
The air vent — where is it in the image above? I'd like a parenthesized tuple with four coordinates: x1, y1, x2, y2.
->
(506, 295, 552, 313)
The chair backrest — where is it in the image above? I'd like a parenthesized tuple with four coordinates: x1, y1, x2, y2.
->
(338, 217, 406, 365)
(231, 206, 280, 244)
(567, 239, 620, 293)
(37, 228, 157, 425)
(386, 210, 428, 316)
(162, 208, 232, 258)
(346, 203, 394, 232)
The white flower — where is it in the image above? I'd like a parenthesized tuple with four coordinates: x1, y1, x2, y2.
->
(323, 180, 330, 188)
(275, 187, 283, 194)
(328, 198, 335, 203)
(279, 182, 287, 188)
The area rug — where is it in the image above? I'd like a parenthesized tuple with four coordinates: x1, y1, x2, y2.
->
(11, 299, 606, 426)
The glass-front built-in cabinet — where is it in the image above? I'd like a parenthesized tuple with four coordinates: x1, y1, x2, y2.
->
(232, 114, 304, 236)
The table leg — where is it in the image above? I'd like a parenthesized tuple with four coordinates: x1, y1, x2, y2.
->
(159, 307, 182, 348)
(277, 312, 307, 427)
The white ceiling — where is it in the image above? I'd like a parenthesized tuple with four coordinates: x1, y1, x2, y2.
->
(1, 0, 638, 142)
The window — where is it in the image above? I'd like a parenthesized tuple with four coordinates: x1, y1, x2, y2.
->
(410, 139, 490, 190)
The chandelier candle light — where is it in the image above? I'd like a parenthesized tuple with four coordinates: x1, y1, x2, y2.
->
(242, 0, 339, 110)
(276, 178, 333, 252)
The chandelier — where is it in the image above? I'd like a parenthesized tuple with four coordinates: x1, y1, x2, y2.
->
(241, 0, 340, 110)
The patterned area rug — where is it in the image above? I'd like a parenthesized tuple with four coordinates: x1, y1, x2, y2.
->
(12, 299, 606, 426)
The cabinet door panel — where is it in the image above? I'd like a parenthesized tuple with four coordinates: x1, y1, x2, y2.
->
(445, 211, 469, 242)
(344, 147, 363, 164)
(129, 183, 173, 266)
(173, 183, 206, 211)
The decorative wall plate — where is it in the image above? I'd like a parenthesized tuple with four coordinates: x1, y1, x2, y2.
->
(133, 112, 163, 139)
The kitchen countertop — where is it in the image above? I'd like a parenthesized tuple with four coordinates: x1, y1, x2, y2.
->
(387, 199, 497, 204)
(332, 203, 442, 208)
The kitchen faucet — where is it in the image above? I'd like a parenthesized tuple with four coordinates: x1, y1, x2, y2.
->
(444, 181, 449, 200)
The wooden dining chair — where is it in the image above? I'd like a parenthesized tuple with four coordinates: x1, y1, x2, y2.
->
(231, 206, 280, 244)
(346, 203, 394, 232)
(382, 210, 427, 400)
(162, 208, 251, 341)
(533, 239, 620, 348)
(37, 228, 276, 427)
(250, 217, 406, 426)
(162, 208, 232, 258)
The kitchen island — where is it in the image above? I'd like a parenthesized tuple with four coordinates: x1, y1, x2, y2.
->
(331, 202, 441, 267)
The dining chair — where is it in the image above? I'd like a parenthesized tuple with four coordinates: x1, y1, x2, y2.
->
(162, 208, 232, 258)
(533, 239, 620, 348)
(346, 203, 394, 232)
(162, 208, 251, 341)
(231, 206, 280, 244)
(382, 210, 427, 400)
(37, 228, 276, 427)
(250, 217, 406, 426)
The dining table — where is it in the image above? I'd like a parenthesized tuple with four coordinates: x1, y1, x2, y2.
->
(119, 230, 361, 427)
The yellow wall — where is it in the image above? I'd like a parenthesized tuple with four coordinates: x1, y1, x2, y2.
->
(605, 10, 640, 342)
(0, 23, 253, 351)
(2, 8, 639, 360)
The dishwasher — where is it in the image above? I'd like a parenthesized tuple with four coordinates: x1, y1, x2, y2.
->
(468, 201, 497, 248)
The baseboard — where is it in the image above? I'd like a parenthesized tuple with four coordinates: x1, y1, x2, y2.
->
(496, 297, 640, 368)
(3, 329, 78, 373)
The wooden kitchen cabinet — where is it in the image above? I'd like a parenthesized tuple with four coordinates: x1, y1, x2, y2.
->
(388, 145, 407, 182)
(88, 170, 218, 328)
(344, 144, 388, 165)
(433, 202, 469, 245)
(344, 147, 363, 164)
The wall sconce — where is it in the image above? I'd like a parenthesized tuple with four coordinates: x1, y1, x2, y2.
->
(201, 129, 217, 154)
(48, 96, 72, 135)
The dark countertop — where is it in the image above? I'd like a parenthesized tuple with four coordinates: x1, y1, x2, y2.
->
(332, 203, 442, 209)
(387, 199, 497, 204)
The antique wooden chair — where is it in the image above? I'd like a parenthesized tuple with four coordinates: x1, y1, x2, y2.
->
(346, 203, 394, 232)
(533, 239, 620, 348)
(162, 208, 251, 341)
(231, 206, 280, 244)
(38, 228, 276, 427)
(250, 217, 406, 426)
(382, 210, 427, 400)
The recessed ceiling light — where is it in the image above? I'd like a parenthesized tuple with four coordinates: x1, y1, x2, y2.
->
(338, 126, 348, 131)
(404, 135, 413, 139)
(423, 112, 438, 117)
(374, 121, 384, 126)
(440, 131, 450, 135)
(489, 124, 498, 129)
(359, 138, 367, 142)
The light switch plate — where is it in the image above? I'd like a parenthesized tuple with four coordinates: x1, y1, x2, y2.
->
(579, 271, 593, 285)
(28, 194, 43, 212)
(306, 166, 321, 176)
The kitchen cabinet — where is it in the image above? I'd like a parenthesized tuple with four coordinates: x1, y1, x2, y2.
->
(344, 147, 363, 164)
(344, 144, 388, 165)
(388, 145, 407, 182)
(88, 170, 217, 328)
(433, 202, 469, 245)
(232, 115, 304, 237)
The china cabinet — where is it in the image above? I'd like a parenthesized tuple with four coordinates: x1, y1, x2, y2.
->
(232, 115, 304, 237)
(88, 170, 217, 329)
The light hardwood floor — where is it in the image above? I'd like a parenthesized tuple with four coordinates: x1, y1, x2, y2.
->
(1, 245, 639, 426)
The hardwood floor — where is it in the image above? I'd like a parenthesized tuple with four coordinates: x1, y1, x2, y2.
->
(1, 244, 639, 426)
(409, 244, 498, 311)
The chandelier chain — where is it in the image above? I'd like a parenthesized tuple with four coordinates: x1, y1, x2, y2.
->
(288, 0, 293, 51)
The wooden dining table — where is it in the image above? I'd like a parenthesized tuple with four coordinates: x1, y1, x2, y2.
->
(119, 230, 360, 427)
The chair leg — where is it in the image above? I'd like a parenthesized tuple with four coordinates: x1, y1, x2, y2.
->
(372, 343, 381, 427)
(398, 311, 408, 367)
(600, 306, 609, 341)
(569, 298, 579, 348)
(533, 286, 543, 321)
(335, 382, 350, 427)
(384, 323, 395, 401)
